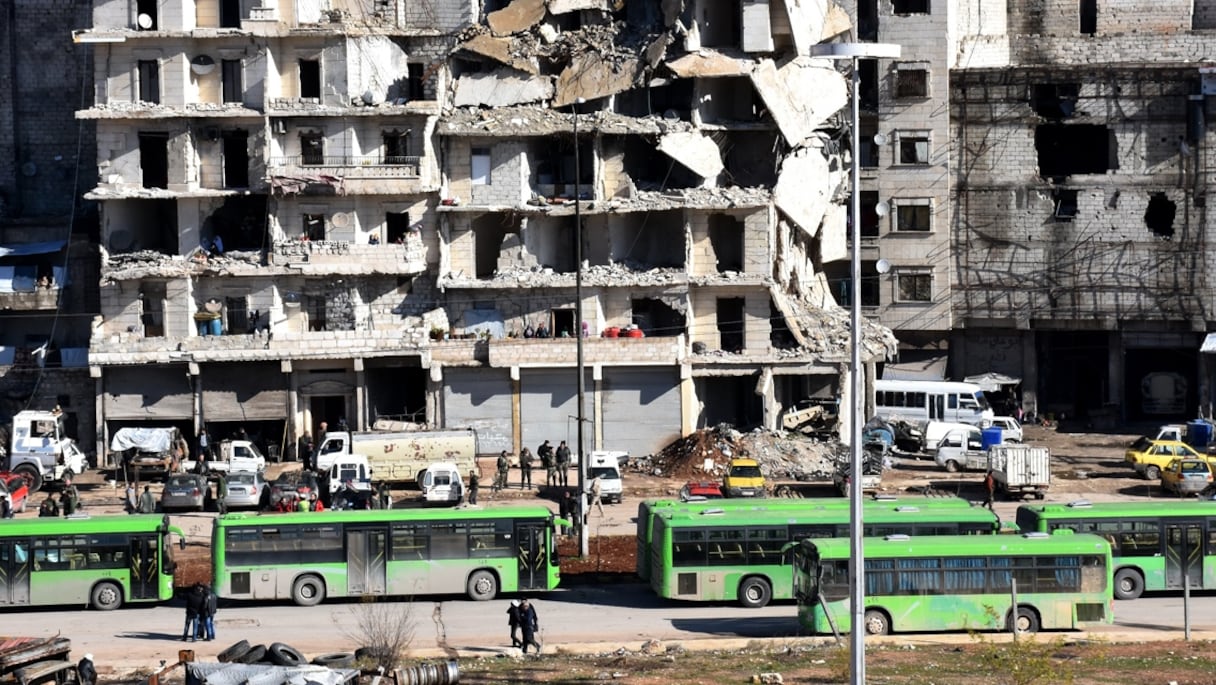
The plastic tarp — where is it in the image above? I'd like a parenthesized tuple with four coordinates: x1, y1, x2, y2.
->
(963, 372, 1022, 392)
(0, 240, 67, 258)
(185, 663, 359, 685)
(109, 427, 176, 453)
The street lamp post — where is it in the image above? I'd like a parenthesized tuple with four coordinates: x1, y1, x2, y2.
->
(572, 98, 589, 558)
(809, 40, 899, 685)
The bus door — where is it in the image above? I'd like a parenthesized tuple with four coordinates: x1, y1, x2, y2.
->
(930, 394, 944, 421)
(1164, 522, 1204, 590)
(515, 522, 547, 591)
(345, 528, 386, 597)
(128, 536, 160, 600)
(0, 540, 31, 606)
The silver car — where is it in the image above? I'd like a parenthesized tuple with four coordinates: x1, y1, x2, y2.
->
(225, 471, 269, 510)
(161, 474, 209, 512)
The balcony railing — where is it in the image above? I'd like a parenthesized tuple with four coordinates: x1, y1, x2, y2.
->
(269, 155, 422, 178)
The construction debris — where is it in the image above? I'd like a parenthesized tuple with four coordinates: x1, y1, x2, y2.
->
(640, 424, 851, 482)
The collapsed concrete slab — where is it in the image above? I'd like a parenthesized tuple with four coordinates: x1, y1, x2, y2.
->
(488, 0, 547, 36)
(459, 33, 539, 74)
(751, 57, 847, 148)
(666, 50, 754, 78)
(657, 131, 724, 180)
(454, 69, 554, 108)
(783, 0, 853, 56)
(553, 54, 641, 107)
(548, 0, 611, 13)
(774, 146, 832, 240)
(742, 0, 775, 53)
(818, 203, 848, 263)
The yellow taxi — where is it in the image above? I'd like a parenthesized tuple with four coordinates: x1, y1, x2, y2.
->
(1125, 439, 1206, 480)
(1161, 458, 1215, 496)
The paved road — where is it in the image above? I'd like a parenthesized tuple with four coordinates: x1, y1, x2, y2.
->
(10, 584, 1216, 674)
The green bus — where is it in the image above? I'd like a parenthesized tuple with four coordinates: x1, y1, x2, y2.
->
(635, 495, 980, 582)
(0, 514, 184, 611)
(792, 533, 1113, 635)
(649, 501, 1000, 607)
(213, 505, 564, 605)
(1016, 499, 1216, 599)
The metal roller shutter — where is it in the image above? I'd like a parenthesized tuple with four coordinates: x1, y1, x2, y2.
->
(520, 368, 594, 457)
(601, 367, 682, 458)
(104, 365, 194, 419)
(200, 362, 288, 422)
(443, 368, 513, 455)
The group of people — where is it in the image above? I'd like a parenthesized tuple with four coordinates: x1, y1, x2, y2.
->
(183, 583, 219, 642)
(492, 439, 573, 493)
(506, 598, 542, 654)
(36, 479, 80, 517)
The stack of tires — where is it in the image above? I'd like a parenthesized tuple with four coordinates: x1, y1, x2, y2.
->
(216, 640, 353, 669)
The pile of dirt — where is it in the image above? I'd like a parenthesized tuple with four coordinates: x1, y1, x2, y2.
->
(636, 424, 848, 482)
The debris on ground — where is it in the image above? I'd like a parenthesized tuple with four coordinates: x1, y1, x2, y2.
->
(636, 424, 853, 482)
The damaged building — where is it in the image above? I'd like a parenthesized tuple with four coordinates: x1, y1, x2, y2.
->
(71, 0, 896, 458)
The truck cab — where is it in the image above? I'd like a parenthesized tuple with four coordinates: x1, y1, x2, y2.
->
(588, 451, 625, 504)
(934, 427, 988, 472)
(723, 457, 766, 498)
(5, 410, 87, 492)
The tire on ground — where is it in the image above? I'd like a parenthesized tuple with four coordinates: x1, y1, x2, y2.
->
(312, 653, 357, 668)
(234, 645, 268, 664)
(268, 642, 307, 667)
(217, 640, 252, 663)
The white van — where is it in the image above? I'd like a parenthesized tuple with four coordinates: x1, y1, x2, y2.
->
(921, 421, 979, 454)
(588, 451, 625, 504)
(419, 462, 464, 504)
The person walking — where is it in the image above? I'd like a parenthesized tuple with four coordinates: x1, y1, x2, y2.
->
(139, 485, 156, 514)
(518, 599, 542, 654)
(494, 451, 510, 493)
(201, 585, 218, 641)
(197, 428, 211, 462)
(183, 583, 206, 641)
(588, 475, 604, 518)
(468, 469, 480, 505)
(298, 432, 314, 471)
(518, 447, 534, 490)
(124, 483, 137, 513)
(77, 654, 96, 685)
(216, 473, 228, 515)
(559, 490, 577, 536)
(984, 470, 996, 511)
(506, 599, 522, 648)
(555, 441, 571, 487)
(538, 440, 555, 487)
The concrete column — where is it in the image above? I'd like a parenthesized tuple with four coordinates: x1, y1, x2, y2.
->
(354, 358, 366, 431)
(93, 373, 106, 467)
(1021, 330, 1038, 416)
(593, 364, 603, 451)
(284, 360, 298, 442)
(679, 363, 696, 436)
(189, 362, 201, 439)
(427, 364, 444, 427)
(511, 366, 521, 454)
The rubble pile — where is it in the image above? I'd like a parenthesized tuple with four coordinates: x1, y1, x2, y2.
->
(102, 249, 264, 283)
(637, 424, 848, 482)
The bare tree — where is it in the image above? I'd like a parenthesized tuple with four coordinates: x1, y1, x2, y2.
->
(340, 597, 416, 673)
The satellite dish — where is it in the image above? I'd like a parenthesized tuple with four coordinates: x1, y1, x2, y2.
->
(874, 201, 890, 217)
(137, 13, 154, 29)
(190, 55, 216, 76)
(331, 212, 352, 228)
(875, 259, 892, 274)
(873, 132, 888, 146)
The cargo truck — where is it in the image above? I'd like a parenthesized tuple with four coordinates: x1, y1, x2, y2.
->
(315, 429, 478, 484)
(988, 444, 1050, 500)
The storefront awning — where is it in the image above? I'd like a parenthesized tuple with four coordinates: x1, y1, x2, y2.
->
(964, 371, 1022, 392)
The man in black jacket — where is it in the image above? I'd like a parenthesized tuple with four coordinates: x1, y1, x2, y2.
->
(183, 583, 207, 641)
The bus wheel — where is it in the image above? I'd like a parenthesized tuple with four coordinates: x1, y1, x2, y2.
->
(738, 577, 772, 608)
(1114, 568, 1145, 600)
(1144, 465, 1161, 481)
(863, 609, 891, 635)
(1007, 607, 1040, 634)
(944, 460, 960, 473)
(466, 570, 498, 601)
(14, 464, 42, 493)
(291, 575, 326, 607)
(91, 581, 123, 611)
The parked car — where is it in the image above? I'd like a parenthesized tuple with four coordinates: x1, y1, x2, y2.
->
(1125, 439, 1207, 480)
(0, 472, 31, 514)
(723, 457, 766, 497)
(161, 473, 210, 512)
(679, 481, 724, 501)
(1161, 458, 1214, 496)
(225, 471, 270, 510)
(269, 470, 320, 509)
(983, 416, 1024, 443)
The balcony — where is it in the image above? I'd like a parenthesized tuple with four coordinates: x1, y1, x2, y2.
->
(270, 238, 426, 275)
(268, 155, 430, 195)
(90, 327, 430, 365)
(0, 286, 61, 311)
(486, 336, 684, 368)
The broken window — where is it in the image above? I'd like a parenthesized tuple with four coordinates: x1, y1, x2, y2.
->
(616, 80, 694, 119)
(407, 63, 425, 101)
(895, 68, 929, 98)
(1080, 0, 1097, 35)
(631, 298, 686, 337)
(860, 262, 880, 306)
(221, 130, 249, 188)
(137, 60, 160, 104)
(300, 132, 324, 166)
(299, 59, 321, 99)
(1053, 189, 1078, 221)
(896, 271, 932, 302)
(225, 296, 249, 334)
(716, 298, 745, 353)
(769, 302, 798, 349)
(1145, 193, 1176, 238)
(1031, 84, 1080, 119)
(304, 294, 328, 331)
(621, 136, 701, 190)
(550, 309, 576, 338)
(473, 214, 508, 278)
(723, 130, 780, 187)
(610, 210, 686, 268)
(303, 214, 326, 241)
(860, 191, 880, 239)
(859, 125, 880, 168)
(205, 196, 267, 251)
(697, 77, 757, 124)
(138, 131, 169, 189)
(471, 148, 491, 186)
(858, 0, 878, 40)
(140, 283, 166, 337)
(383, 130, 411, 165)
(897, 133, 930, 165)
(221, 59, 243, 103)
(533, 138, 592, 196)
(136, 0, 158, 29)
(219, 0, 241, 28)
(895, 200, 932, 232)
(708, 214, 744, 272)
(892, 0, 929, 14)
(1035, 124, 1114, 177)
(859, 61, 878, 111)
(385, 212, 412, 244)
